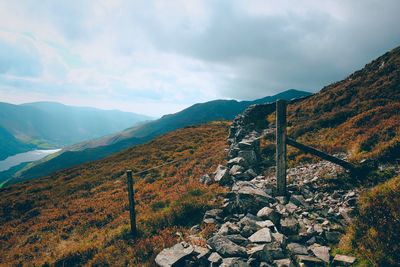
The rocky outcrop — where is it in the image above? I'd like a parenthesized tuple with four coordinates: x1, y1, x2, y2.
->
(155, 103, 358, 266)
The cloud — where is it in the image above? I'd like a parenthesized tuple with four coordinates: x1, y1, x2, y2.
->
(0, 0, 399, 115)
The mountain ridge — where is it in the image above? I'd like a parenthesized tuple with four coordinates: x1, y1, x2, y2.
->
(15, 89, 311, 182)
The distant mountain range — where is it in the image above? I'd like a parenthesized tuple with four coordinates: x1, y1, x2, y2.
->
(0, 102, 152, 160)
(14, 89, 311, 182)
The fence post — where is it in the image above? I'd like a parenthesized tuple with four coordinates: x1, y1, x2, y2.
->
(126, 170, 137, 237)
(276, 100, 287, 196)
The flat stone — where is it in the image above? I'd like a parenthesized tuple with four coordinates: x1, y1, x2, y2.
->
(155, 242, 194, 267)
(333, 254, 356, 265)
(295, 255, 324, 266)
(220, 257, 250, 267)
(309, 244, 330, 263)
(248, 228, 272, 243)
(228, 157, 246, 167)
(256, 220, 275, 229)
(287, 243, 308, 255)
(208, 235, 247, 257)
(285, 202, 298, 213)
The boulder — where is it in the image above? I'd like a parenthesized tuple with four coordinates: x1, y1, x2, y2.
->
(155, 242, 194, 267)
(248, 228, 272, 243)
(208, 235, 247, 257)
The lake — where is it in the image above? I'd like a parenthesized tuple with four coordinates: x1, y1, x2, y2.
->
(0, 149, 61, 172)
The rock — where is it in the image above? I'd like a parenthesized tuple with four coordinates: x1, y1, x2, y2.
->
(247, 245, 271, 262)
(220, 257, 250, 267)
(155, 242, 194, 267)
(309, 244, 330, 263)
(193, 245, 210, 260)
(232, 182, 273, 214)
(325, 231, 341, 244)
(208, 252, 223, 266)
(290, 194, 310, 208)
(199, 174, 212, 185)
(271, 232, 286, 246)
(256, 220, 275, 229)
(280, 217, 299, 235)
(257, 207, 280, 224)
(226, 234, 249, 246)
(238, 150, 257, 166)
(245, 169, 258, 179)
(273, 259, 295, 267)
(248, 228, 272, 243)
(333, 254, 356, 266)
(203, 218, 217, 224)
(204, 209, 223, 219)
(285, 202, 298, 214)
(295, 255, 324, 266)
(286, 243, 308, 255)
(228, 157, 246, 167)
(214, 165, 232, 186)
(208, 235, 247, 257)
(219, 222, 241, 235)
(339, 207, 353, 224)
(230, 165, 244, 176)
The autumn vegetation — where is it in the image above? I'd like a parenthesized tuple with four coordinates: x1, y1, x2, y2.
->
(0, 122, 229, 266)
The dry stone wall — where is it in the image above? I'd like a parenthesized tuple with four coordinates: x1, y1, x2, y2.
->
(155, 102, 357, 267)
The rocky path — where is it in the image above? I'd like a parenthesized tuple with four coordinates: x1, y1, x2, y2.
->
(155, 104, 358, 267)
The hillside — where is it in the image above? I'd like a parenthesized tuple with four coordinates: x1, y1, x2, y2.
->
(16, 89, 310, 182)
(284, 46, 400, 164)
(0, 122, 229, 266)
(0, 102, 151, 159)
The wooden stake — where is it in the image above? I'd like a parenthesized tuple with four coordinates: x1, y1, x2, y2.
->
(126, 170, 137, 237)
(276, 100, 287, 196)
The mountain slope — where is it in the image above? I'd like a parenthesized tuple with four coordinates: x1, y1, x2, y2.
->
(0, 122, 229, 266)
(285, 46, 400, 163)
(17, 89, 311, 181)
(0, 102, 151, 159)
(0, 126, 34, 160)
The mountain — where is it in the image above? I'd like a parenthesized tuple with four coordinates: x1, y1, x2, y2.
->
(0, 102, 152, 160)
(0, 46, 399, 266)
(15, 89, 311, 182)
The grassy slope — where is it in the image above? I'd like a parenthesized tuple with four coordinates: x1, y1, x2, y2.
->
(285, 46, 400, 164)
(0, 122, 228, 266)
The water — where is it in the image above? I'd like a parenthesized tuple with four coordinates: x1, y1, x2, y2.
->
(0, 149, 61, 172)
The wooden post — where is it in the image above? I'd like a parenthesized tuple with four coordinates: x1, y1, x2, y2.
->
(126, 170, 137, 237)
(276, 100, 287, 196)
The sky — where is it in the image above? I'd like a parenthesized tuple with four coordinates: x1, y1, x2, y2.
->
(0, 1, 399, 117)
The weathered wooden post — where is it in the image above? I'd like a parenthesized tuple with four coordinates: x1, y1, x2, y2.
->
(126, 170, 137, 237)
(276, 100, 287, 196)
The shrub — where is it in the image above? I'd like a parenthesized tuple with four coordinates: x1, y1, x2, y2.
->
(342, 175, 400, 266)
